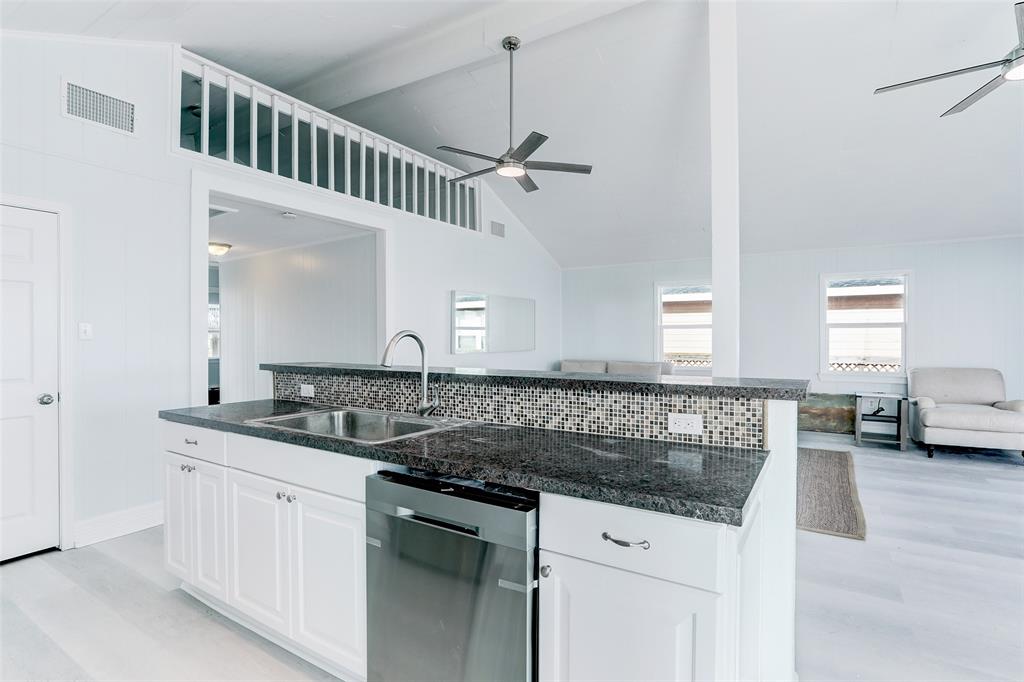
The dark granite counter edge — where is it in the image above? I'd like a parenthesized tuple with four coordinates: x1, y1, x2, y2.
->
(261, 363, 809, 401)
(158, 408, 754, 525)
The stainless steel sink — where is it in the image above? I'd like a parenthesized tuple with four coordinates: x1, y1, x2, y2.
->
(246, 407, 459, 445)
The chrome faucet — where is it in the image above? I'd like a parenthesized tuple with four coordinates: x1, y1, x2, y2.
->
(380, 330, 439, 417)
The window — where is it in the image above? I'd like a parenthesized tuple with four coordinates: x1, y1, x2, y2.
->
(822, 274, 907, 376)
(453, 293, 487, 353)
(657, 284, 712, 371)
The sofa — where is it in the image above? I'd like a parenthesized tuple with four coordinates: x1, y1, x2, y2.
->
(908, 367, 1024, 458)
(560, 359, 675, 377)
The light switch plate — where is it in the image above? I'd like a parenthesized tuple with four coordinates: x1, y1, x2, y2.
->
(299, 384, 315, 398)
(668, 413, 703, 435)
(78, 322, 94, 340)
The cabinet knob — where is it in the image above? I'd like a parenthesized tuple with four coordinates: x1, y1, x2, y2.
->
(540, 565, 552, 578)
(187, 465, 195, 472)
(286, 494, 296, 503)
(276, 491, 285, 500)
(180, 464, 187, 471)
(601, 531, 651, 550)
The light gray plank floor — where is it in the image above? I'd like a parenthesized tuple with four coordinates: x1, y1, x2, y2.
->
(2, 434, 1021, 681)
(796, 433, 1024, 682)
(0, 527, 336, 681)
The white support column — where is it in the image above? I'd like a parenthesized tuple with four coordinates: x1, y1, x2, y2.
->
(709, 0, 741, 377)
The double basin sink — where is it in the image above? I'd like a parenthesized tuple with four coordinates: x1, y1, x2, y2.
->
(246, 407, 461, 445)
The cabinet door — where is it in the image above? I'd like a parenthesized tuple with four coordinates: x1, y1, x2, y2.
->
(192, 460, 229, 601)
(163, 453, 193, 581)
(289, 484, 367, 677)
(539, 550, 719, 682)
(227, 469, 291, 635)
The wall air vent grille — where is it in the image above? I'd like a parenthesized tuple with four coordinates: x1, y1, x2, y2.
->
(490, 221, 506, 238)
(65, 82, 135, 134)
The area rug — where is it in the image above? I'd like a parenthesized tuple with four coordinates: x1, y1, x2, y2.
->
(796, 448, 866, 540)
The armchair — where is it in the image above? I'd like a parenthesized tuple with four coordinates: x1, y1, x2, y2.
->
(908, 368, 1024, 458)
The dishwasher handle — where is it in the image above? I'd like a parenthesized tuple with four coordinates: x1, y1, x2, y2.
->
(395, 506, 480, 538)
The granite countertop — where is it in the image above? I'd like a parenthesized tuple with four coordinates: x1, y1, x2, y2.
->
(159, 399, 770, 526)
(260, 362, 809, 401)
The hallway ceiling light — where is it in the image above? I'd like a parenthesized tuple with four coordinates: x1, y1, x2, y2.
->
(208, 242, 232, 257)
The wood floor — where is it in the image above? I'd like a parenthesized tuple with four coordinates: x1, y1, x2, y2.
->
(1, 434, 1021, 681)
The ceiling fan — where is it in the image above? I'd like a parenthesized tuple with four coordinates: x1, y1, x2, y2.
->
(874, 1, 1024, 116)
(437, 36, 593, 193)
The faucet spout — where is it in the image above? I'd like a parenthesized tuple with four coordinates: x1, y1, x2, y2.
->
(380, 330, 439, 416)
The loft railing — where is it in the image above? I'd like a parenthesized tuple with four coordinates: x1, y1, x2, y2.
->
(175, 48, 481, 230)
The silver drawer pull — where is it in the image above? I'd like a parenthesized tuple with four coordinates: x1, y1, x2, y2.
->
(184, 438, 198, 446)
(601, 531, 651, 550)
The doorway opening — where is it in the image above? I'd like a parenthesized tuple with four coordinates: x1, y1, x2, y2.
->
(205, 192, 381, 405)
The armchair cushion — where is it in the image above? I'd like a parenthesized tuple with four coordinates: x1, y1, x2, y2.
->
(914, 397, 936, 409)
(561, 360, 607, 374)
(919, 403, 1024, 434)
(908, 368, 1006, 405)
(995, 400, 1024, 413)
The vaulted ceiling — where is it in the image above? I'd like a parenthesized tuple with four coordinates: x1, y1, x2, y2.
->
(5, 0, 1021, 268)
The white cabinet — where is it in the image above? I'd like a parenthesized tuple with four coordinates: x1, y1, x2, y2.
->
(539, 550, 719, 682)
(289, 484, 366, 675)
(164, 433, 369, 680)
(163, 453, 194, 581)
(227, 469, 291, 635)
(163, 452, 229, 602)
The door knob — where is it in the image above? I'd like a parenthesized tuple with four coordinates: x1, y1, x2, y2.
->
(37, 393, 55, 406)
(540, 565, 552, 578)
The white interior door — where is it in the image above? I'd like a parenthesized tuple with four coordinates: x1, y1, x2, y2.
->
(1, 204, 60, 562)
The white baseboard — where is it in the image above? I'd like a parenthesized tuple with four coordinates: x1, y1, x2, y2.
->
(73, 501, 163, 548)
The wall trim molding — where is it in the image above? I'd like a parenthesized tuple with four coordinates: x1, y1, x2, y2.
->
(73, 502, 163, 548)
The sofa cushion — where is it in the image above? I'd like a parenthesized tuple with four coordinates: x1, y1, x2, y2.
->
(919, 403, 1024, 434)
(560, 360, 607, 373)
(995, 400, 1024, 413)
(606, 361, 671, 377)
(908, 368, 1006, 405)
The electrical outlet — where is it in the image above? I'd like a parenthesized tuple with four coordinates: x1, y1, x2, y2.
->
(299, 384, 315, 398)
(78, 322, 94, 340)
(668, 413, 703, 435)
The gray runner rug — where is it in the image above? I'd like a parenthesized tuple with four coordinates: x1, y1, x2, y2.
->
(797, 448, 866, 540)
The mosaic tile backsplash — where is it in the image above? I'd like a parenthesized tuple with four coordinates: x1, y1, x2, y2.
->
(274, 371, 765, 450)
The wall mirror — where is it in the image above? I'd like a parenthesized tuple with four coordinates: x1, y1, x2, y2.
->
(451, 291, 536, 354)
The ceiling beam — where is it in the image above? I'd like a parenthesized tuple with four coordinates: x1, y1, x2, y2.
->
(288, 0, 644, 112)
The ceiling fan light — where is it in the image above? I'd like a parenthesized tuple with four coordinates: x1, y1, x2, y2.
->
(1004, 62, 1024, 80)
(496, 162, 526, 178)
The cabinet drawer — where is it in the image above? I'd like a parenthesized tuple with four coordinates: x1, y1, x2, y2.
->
(160, 420, 226, 464)
(539, 493, 725, 593)
(226, 433, 379, 502)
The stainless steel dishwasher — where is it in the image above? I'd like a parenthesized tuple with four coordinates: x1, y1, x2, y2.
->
(365, 469, 538, 682)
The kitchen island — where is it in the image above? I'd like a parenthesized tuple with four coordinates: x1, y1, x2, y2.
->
(159, 371, 805, 682)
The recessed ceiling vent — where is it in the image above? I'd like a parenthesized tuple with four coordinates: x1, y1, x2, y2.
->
(64, 82, 135, 134)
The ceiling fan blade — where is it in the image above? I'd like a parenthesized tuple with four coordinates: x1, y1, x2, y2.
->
(515, 173, 539, 193)
(449, 167, 497, 183)
(1016, 1, 1024, 45)
(940, 74, 1005, 117)
(510, 131, 548, 161)
(525, 161, 593, 174)
(437, 145, 500, 163)
(874, 60, 1006, 94)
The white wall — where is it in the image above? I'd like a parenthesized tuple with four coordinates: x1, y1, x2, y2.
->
(219, 234, 379, 402)
(563, 237, 1024, 398)
(562, 258, 710, 363)
(1, 32, 562, 534)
